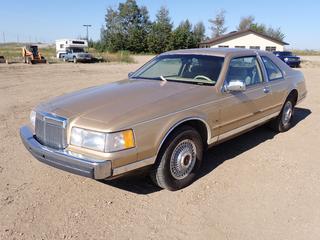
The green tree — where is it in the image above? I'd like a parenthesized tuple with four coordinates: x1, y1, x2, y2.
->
(147, 6, 173, 54)
(250, 23, 285, 41)
(193, 22, 206, 46)
(266, 27, 285, 41)
(118, 0, 151, 53)
(236, 16, 285, 41)
(237, 16, 255, 31)
(170, 20, 196, 50)
(103, 7, 125, 52)
(209, 9, 227, 38)
(250, 23, 267, 34)
(102, 0, 150, 53)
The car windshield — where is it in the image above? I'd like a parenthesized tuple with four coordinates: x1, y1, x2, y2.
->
(281, 52, 293, 56)
(132, 54, 224, 85)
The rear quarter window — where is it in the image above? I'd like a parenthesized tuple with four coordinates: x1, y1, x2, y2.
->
(261, 56, 283, 81)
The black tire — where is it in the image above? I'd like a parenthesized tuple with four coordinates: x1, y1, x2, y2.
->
(269, 96, 295, 132)
(150, 125, 203, 191)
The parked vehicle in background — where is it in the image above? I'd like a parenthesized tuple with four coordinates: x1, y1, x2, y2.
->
(0, 56, 6, 63)
(55, 39, 88, 59)
(273, 51, 301, 68)
(22, 45, 47, 64)
(20, 48, 307, 191)
(63, 48, 93, 63)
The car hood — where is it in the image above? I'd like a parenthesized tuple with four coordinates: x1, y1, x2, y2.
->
(37, 79, 203, 130)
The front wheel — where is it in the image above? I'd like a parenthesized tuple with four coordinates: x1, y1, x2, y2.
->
(150, 126, 203, 191)
(270, 97, 295, 132)
(73, 57, 77, 63)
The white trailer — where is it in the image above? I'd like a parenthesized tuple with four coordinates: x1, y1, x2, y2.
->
(55, 39, 88, 58)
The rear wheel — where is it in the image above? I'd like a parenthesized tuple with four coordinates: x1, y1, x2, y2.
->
(150, 126, 203, 191)
(270, 97, 295, 132)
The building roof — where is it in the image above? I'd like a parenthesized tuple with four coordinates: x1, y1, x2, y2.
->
(200, 29, 289, 46)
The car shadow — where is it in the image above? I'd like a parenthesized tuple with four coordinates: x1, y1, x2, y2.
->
(99, 107, 311, 194)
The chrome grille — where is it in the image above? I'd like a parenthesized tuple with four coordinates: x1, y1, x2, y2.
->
(35, 112, 68, 149)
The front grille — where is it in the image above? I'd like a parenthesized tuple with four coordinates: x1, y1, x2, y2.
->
(35, 112, 68, 149)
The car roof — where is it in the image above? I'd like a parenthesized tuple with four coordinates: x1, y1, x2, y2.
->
(162, 48, 265, 58)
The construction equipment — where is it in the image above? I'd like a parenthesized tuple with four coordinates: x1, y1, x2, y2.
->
(22, 45, 47, 64)
(0, 56, 6, 64)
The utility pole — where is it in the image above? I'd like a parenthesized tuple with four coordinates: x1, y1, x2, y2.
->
(83, 24, 92, 41)
(2, 32, 5, 43)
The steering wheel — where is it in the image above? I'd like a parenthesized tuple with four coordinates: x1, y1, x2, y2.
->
(194, 75, 212, 82)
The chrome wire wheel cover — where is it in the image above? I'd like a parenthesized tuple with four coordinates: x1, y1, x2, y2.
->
(282, 101, 293, 126)
(170, 139, 197, 180)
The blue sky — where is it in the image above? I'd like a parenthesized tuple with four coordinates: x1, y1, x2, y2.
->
(0, 0, 318, 49)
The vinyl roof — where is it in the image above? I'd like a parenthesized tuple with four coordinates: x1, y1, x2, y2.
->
(163, 47, 261, 57)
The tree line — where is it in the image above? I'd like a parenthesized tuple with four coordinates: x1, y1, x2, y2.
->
(95, 0, 285, 53)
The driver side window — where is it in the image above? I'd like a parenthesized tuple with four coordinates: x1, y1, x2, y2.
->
(226, 56, 263, 87)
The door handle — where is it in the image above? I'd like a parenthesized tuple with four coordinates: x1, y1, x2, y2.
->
(263, 87, 270, 93)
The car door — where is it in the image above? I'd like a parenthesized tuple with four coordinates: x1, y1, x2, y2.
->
(261, 56, 287, 114)
(217, 55, 272, 140)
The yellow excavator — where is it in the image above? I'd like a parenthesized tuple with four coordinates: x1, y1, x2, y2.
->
(22, 45, 47, 64)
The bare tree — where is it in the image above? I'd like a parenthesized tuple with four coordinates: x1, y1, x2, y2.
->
(209, 9, 227, 38)
(237, 16, 255, 31)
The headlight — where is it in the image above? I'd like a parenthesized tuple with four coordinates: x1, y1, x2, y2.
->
(106, 130, 135, 152)
(70, 127, 135, 153)
(30, 110, 36, 127)
(284, 57, 289, 62)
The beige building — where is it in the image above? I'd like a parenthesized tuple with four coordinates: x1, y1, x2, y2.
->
(200, 29, 288, 51)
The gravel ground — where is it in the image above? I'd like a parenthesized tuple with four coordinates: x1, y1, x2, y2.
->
(0, 56, 319, 240)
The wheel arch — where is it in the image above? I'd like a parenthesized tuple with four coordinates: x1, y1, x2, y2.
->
(156, 117, 212, 157)
(286, 89, 298, 105)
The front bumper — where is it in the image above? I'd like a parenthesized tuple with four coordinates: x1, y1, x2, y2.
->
(77, 57, 92, 62)
(20, 125, 111, 179)
(285, 60, 301, 67)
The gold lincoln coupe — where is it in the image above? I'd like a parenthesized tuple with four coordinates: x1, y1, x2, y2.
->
(20, 48, 307, 190)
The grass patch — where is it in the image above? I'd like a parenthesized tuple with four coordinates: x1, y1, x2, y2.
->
(0, 43, 135, 63)
(0, 43, 57, 62)
(291, 49, 320, 56)
(88, 49, 135, 63)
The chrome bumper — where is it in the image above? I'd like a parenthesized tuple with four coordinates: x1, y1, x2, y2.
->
(20, 125, 112, 179)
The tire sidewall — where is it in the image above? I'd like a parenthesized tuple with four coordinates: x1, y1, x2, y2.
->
(278, 98, 294, 132)
(158, 127, 203, 190)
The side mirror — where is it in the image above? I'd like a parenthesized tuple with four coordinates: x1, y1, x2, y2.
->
(225, 80, 246, 92)
(128, 72, 134, 78)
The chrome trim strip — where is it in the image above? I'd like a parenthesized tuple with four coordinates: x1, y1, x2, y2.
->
(218, 112, 279, 141)
(20, 125, 111, 179)
(113, 156, 156, 176)
(37, 111, 68, 128)
(208, 136, 219, 145)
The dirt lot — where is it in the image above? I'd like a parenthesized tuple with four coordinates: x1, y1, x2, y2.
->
(0, 56, 319, 240)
